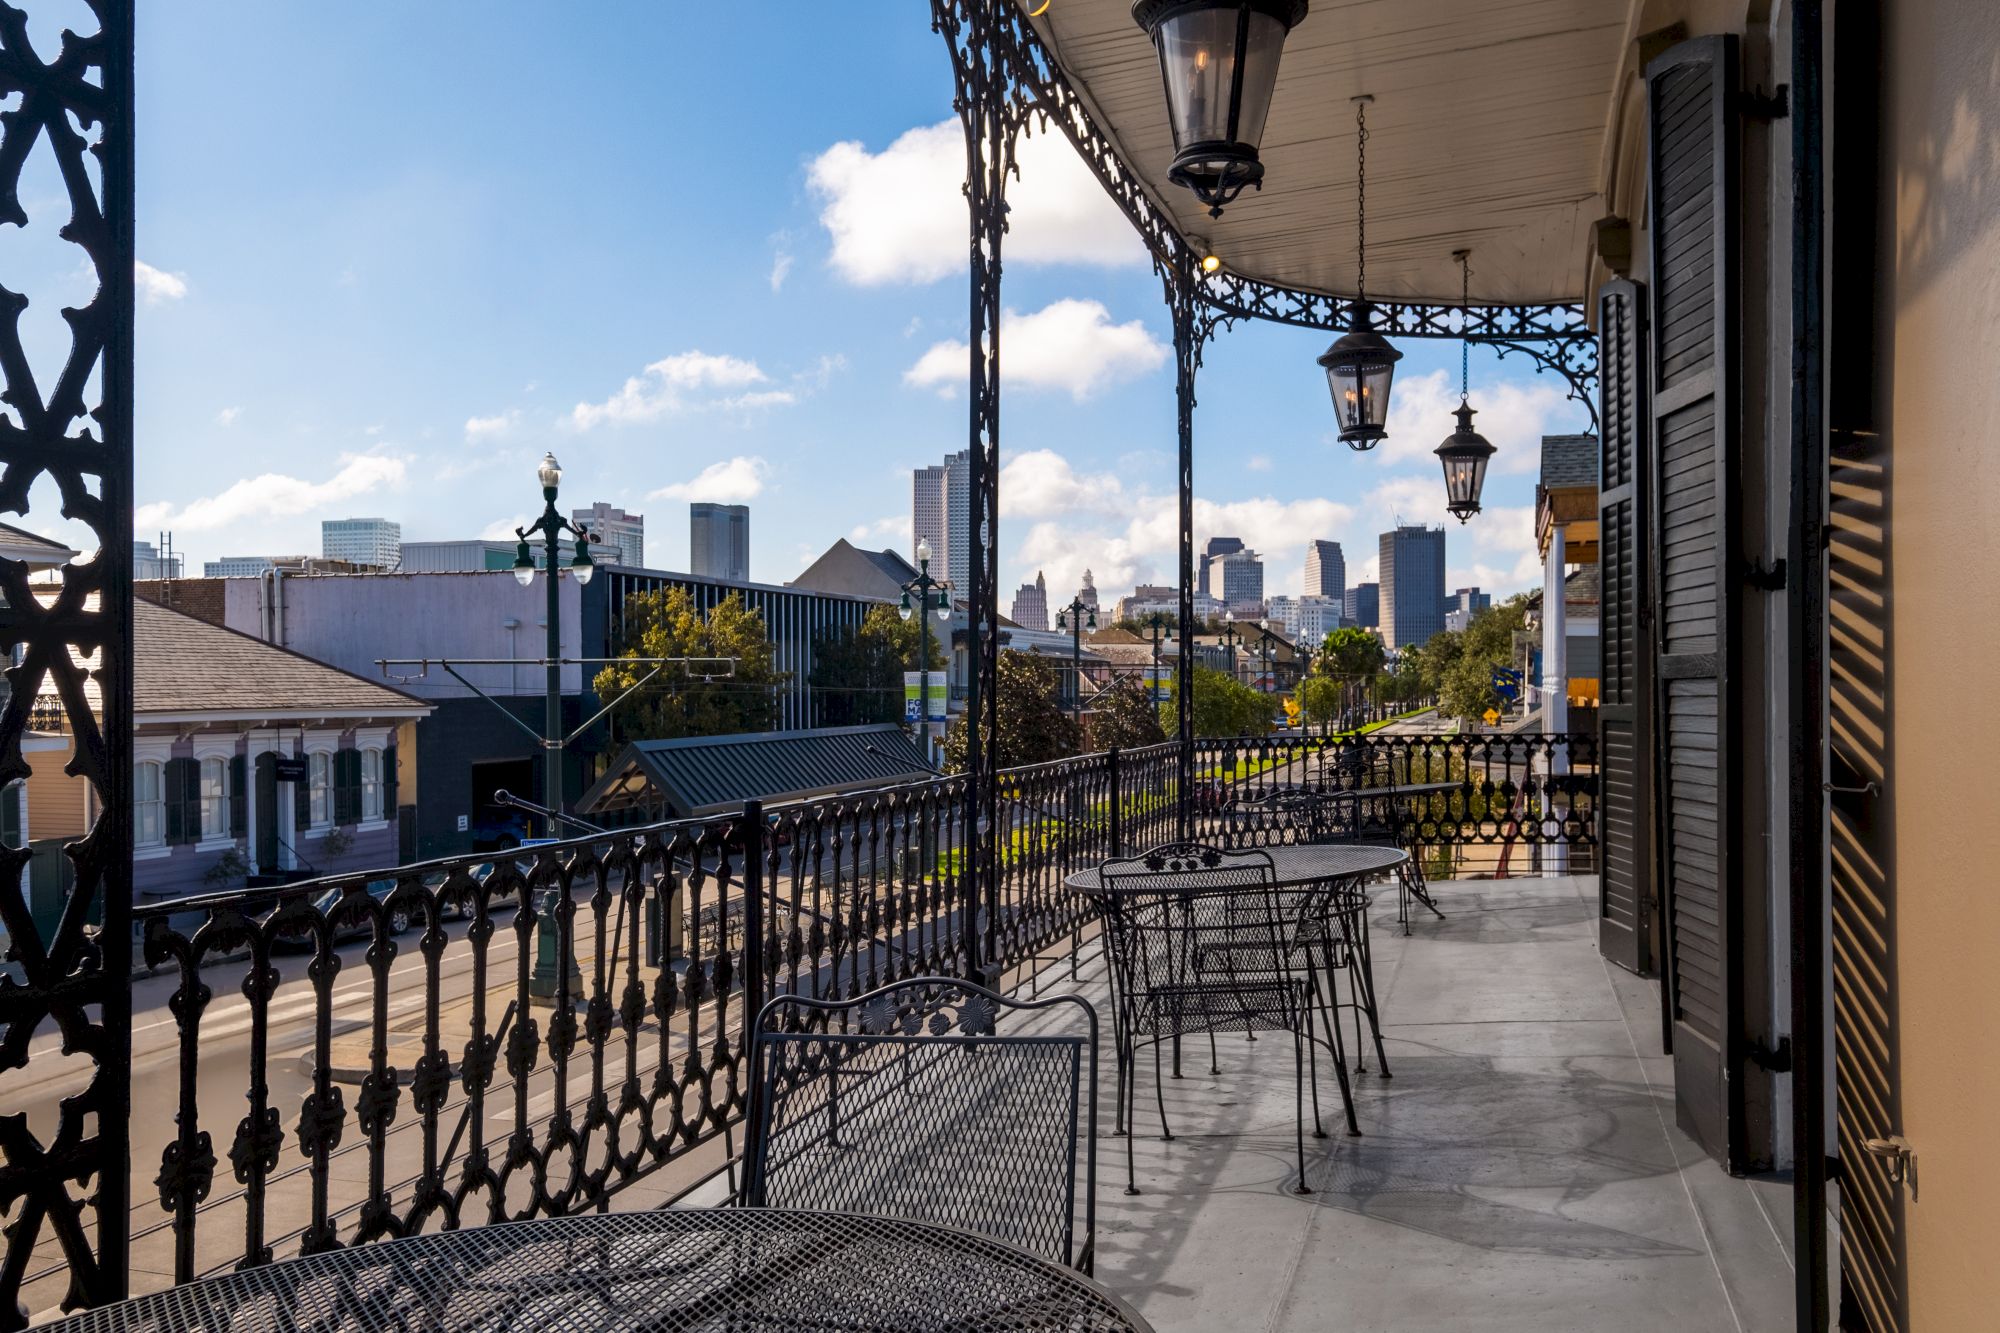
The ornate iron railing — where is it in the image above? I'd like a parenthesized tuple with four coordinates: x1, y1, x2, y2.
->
(123, 734, 1588, 1298)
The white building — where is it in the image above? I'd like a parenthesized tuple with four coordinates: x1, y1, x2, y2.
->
(912, 450, 971, 588)
(1009, 571, 1049, 631)
(1265, 594, 1342, 648)
(321, 518, 402, 569)
(133, 538, 181, 580)
(571, 502, 645, 567)
(204, 556, 278, 578)
(690, 503, 749, 581)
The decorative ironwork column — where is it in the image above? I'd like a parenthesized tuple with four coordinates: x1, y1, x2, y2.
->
(935, 0, 1022, 980)
(0, 3, 136, 1325)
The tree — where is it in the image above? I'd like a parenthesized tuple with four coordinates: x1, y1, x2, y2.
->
(1316, 626, 1386, 682)
(593, 587, 787, 741)
(1296, 676, 1342, 731)
(1409, 628, 1465, 696)
(1088, 673, 1167, 750)
(1423, 596, 1531, 724)
(1160, 664, 1272, 738)
(941, 651, 1080, 772)
(809, 603, 944, 727)
(1438, 654, 1500, 722)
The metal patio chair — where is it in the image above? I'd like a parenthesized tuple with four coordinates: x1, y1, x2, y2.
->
(1096, 845, 1328, 1195)
(741, 977, 1099, 1273)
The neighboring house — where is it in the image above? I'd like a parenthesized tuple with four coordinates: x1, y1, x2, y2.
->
(789, 538, 917, 602)
(30, 600, 433, 911)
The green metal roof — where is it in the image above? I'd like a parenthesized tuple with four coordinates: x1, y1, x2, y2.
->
(576, 724, 934, 818)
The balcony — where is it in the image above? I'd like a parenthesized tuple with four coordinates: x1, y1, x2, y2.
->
(1, 729, 1801, 1329)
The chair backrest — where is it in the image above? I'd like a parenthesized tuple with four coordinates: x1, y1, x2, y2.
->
(1098, 844, 1301, 988)
(741, 977, 1098, 1271)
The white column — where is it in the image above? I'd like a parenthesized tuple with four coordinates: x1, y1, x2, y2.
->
(1541, 526, 1570, 874)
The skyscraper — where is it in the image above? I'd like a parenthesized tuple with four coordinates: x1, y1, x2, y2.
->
(1200, 536, 1245, 598)
(321, 518, 401, 569)
(572, 502, 645, 567)
(1076, 568, 1099, 613)
(1345, 583, 1379, 629)
(690, 503, 749, 581)
(1217, 549, 1265, 614)
(912, 450, 972, 587)
(1010, 571, 1050, 630)
(1379, 525, 1448, 650)
(1304, 540, 1346, 605)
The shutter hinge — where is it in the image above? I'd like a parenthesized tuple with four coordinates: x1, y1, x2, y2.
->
(1744, 557, 1787, 590)
(1742, 85, 1790, 120)
(1748, 1035, 1793, 1072)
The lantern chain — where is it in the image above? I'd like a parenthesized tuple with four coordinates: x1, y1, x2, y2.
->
(1459, 250, 1471, 401)
(1354, 96, 1369, 303)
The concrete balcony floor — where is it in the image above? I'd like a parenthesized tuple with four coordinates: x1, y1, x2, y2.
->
(1062, 874, 1796, 1332)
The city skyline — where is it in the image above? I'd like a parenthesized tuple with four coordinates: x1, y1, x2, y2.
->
(68, 4, 1585, 607)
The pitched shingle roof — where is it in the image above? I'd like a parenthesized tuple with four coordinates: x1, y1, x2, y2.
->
(1540, 434, 1598, 489)
(135, 599, 430, 719)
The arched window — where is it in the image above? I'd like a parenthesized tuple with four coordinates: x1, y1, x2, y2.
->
(198, 756, 230, 841)
(135, 760, 165, 848)
(360, 748, 384, 822)
(309, 751, 332, 828)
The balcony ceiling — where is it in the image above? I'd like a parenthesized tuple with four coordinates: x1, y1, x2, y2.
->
(1021, 0, 1636, 305)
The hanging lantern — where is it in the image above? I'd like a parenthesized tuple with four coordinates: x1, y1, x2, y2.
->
(1317, 304, 1401, 449)
(1317, 95, 1399, 449)
(1435, 402, 1495, 522)
(1132, 0, 1308, 218)
(1434, 249, 1494, 521)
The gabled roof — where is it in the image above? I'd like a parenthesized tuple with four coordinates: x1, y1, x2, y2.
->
(134, 599, 431, 721)
(576, 724, 934, 818)
(0, 521, 79, 566)
(788, 538, 914, 602)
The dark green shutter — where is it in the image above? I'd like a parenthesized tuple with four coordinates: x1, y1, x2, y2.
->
(384, 744, 399, 812)
(296, 758, 311, 831)
(334, 748, 358, 825)
(166, 757, 197, 846)
(229, 754, 247, 838)
(1, 781, 20, 848)
(255, 753, 278, 870)
(1646, 33, 1742, 1167)
(1597, 277, 1654, 977)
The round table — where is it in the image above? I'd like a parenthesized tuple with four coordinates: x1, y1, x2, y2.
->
(45, 1209, 1154, 1333)
(1062, 842, 1407, 897)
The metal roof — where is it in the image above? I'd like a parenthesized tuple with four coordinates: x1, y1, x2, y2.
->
(575, 724, 935, 818)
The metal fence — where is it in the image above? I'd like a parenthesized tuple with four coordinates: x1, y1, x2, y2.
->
(125, 732, 1592, 1293)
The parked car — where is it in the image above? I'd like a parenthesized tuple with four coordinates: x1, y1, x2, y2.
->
(272, 879, 410, 948)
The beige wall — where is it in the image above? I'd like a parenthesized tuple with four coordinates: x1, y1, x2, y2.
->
(23, 737, 90, 842)
(1887, 0, 2000, 1323)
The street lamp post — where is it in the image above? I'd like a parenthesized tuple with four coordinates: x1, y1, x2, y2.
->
(1146, 613, 1173, 702)
(1054, 595, 1096, 725)
(1219, 614, 1243, 685)
(1253, 620, 1279, 694)
(511, 453, 598, 839)
(899, 537, 952, 762)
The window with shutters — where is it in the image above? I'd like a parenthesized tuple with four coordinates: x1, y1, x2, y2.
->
(308, 751, 332, 829)
(135, 761, 164, 848)
(198, 757, 230, 842)
(361, 748, 384, 822)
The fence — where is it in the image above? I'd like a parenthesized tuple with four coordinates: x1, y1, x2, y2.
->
(117, 732, 1592, 1299)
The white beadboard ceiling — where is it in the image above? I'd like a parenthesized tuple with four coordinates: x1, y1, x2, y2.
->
(1022, 0, 1635, 305)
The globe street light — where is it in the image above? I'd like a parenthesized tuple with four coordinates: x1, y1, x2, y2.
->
(510, 452, 599, 838)
(900, 537, 952, 761)
(1054, 595, 1098, 726)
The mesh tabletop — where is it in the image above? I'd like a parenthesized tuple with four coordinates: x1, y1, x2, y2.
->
(1063, 844, 1406, 898)
(45, 1209, 1154, 1333)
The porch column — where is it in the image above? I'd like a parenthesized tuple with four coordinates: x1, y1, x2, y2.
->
(1542, 524, 1570, 874)
(1165, 254, 1205, 842)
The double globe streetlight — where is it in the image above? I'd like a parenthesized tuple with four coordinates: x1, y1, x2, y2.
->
(510, 453, 599, 838)
(899, 537, 953, 761)
(1054, 596, 1098, 725)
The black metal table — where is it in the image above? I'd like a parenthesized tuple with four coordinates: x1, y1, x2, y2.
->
(44, 1208, 1155, 1333)
(1224, 782, 1461, 930)
(1063, 843, 1408, 900)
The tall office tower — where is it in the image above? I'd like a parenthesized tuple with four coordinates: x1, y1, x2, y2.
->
(1010, 571, 1050, 630)
(1345, 582, 1380, 629)
(1200, 536, 1245, 598)
(1076, 568, 1099, 612)
(571, 502, 645, 567)
(690, 502, 750, 581)
(1304, 539, 1346, 604)
(911, 450, 972, 586)
(321, 517, 402, 569)
(1379, 524, 1448, 650)
(1217, 549, 1265, 614)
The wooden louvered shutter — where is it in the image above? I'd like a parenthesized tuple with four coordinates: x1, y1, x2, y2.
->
(334, 749, 358, 825)
(384, 744, 399, 812)
(1596, 278, 1654, 976)
(1646, 33, 1742, 1166)
(229, 754, 248, 838)
(165, 757, 197, 846)
(254, 753, 278, 871)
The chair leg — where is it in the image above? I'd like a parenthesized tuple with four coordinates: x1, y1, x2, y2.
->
(1303, 992, 1326, 1139)
(1151, 1039, 1174, 1141)
(1123, 1044, 1140, 1196)
(1318, 944, 1362, 1136)
(1290, 1020, 1312, 1195)
(1207, 1029, 1220, 1076)
(1352, 906, 1394, 1079)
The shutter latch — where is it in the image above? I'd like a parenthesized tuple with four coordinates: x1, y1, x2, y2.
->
(1744, 557, 1787, 590)
(1742, 85, 1790, 120)
(1862, 1135, 1917, 1194)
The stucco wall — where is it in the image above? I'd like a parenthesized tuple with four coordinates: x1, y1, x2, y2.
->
(1885, 0, 2000, 1322)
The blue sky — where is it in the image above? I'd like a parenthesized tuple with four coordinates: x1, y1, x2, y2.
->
(23, 2, 1587, 603)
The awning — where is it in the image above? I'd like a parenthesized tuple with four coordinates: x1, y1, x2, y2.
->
(1020, 0, 1632, 304)
(575, 724, 935, 818)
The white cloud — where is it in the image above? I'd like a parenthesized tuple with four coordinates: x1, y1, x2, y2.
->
(464, 408, 522, 441)
(571, 352, 788, 429)
(999, 449, 1124, 517)
(906, 299, 1166, 400)
(1371, 368, 1581, 476)
(809, 120, 1145, 286)
(142, 453, 407, 533)
(215, 406, 240, 427)
(1246, 454, 1273, 472)
(849, 514, 912, 546)
(135, 260, 188, 304)
(769, 251, 794, 292)
(648, 456, 771, 503)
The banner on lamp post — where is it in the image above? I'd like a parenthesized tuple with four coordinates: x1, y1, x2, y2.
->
(904, 672, 947, 724)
